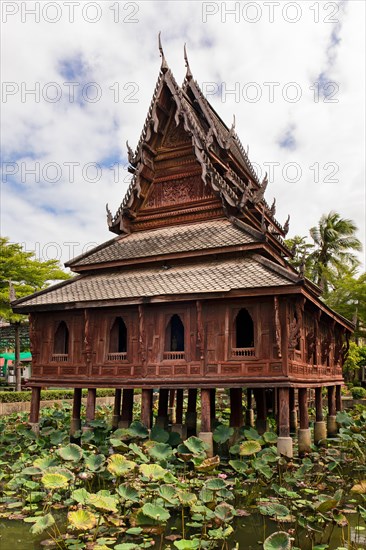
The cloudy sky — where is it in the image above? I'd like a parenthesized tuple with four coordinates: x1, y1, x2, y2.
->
(1, 0, 365, 270)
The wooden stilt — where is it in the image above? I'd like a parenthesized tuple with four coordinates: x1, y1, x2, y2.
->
(327, 385, 337, 436)
(70, 388, 82, 436)
(186, 388, 197, 436)
(314, 386, 327, 444)
(141, 389, 152, 429)
(277, 387, 293, 457)
(168, 389, 176, 423)
(175, 389, 184, 424)
(230, 388, 243, 427)
(245, 388, 254, 427)
(335, 385, 342, 412)
(254, 388, 267, 434)
(112, 389, 122, 429)
(29, 387, 41, 433)
(210, 388, 216, 427)
(199, 388, 213, 456)
(86, 388, 96, 424)
(120, 389, 134, 427)
(156, 388, 169, 429)
(298, 387, 311, 454)
(289, 388, 298, 431)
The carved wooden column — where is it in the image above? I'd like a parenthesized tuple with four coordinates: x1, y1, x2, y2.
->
(327, 385, 337, 436)
(29, 387, 41, 434)
(112, 389, 122, 429)
(168, 389, 176, 424)
(70, 388, 82, 437)
(85, 388, 96, 426)
(230, 388, 243, 428)
(120, 389, 134, 428)
(254, 388, 267, 434)
(156, 388, 169, 429)
(141, 389, 153, 429)
(245, 388, 254, 427)
(186, 388, 197, 436)
(289, 388, 298, 432)
(298, 388, 311, 454)
(314, 386, 326, 444)
(277, 387, 293, 457)
(199, 388, 213, 457)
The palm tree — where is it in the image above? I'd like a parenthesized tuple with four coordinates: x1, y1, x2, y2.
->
(309, 211, 362, 293)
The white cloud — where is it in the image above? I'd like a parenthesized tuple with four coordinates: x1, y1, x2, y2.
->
(1, 0, 365, 268)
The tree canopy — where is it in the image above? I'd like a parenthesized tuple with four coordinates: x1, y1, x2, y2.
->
(0, 237, 71, 323)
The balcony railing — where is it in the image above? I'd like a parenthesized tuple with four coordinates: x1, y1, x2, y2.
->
(163, 351, 185, 361)
(107, 352, 127, 361)
(231, 347, 256, 358)
(51, 354, 69, 362)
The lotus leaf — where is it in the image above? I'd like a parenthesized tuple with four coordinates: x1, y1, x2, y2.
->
(41, 472, 69, 490)
(88, 493, 118, 512)
(71, 488, 91, 504)
(150, 425, 170, 443)
(57, 443, 83, 462)
(168, 431, 182, 446)
(239, 440, 262, 456)
(214, 503, 234, 522)
(22, 467, 42, 476)
(139, 463, 167, 480)
(176, 443, 194, 462)
(107, 454, 136, 476)
(173, 540, 200, 549)
(128, 442, 149, 463)
(33, 457, 58, 470)
(315, 498, 338, 513)
(117, 484, 140, 503)
(68, 509, 97, 530)
(85, 454, 105, 471)
(263, 431, 278, 444)
(229, 459, 247, 474)
(177, 491, 197, 507)
(30, 513, 55, 535)
(184, 436, 207, 455)
(109, 438, 130, 451)
(114, 544, 141, 550)
(45, 466, 74, 481)
(351, 480, 366, 494)
(194, 455, 220, 472)
(128, 421, 149, 439)
(213, 424, 234, 444)
(198, 488, 215, 503)
(259, 502, 290, 519)
(263, 531, 291, 550)
(158, 484, 178, 504)
(242, 427, 263, 441)
(204, 478, 227, 491)
(142, 502, 170, 522)
(147, 442, 174, 461)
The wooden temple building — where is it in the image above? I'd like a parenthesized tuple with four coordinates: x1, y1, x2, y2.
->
(12, 41, 353, 456)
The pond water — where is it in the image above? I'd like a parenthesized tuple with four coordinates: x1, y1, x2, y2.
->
(1, 511, 365, 549)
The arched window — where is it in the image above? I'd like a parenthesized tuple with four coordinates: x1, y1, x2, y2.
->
(165, 314, 185, 351)
(54, 321, 69, 355)
(235, 309, 254, 348)
(109, 317, 127, 353)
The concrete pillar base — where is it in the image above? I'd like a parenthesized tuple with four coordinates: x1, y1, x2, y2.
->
(255, 419, 268, 435)
(327, 415, 338, 437)
(245, 409, 254, 427)
(70, 418, 81, 436)
(156, 415, 169, 430)
(314, 421, 327, 445)
(29, 422, 40, 436)
(171, 423, 187, 440)
(277, 436, 293, 458)
(112, 415, 120, 430)
(298, 428, 311, 455)
(198, 431, 213, 457)
(118, 419, 130, 429)
(290, 410, 298, 432)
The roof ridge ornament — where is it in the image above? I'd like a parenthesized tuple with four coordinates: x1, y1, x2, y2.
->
(252, 172, 268, 204)
(126, 140, 135, 164)
(184, 43, 193, 81)
(224, 114, 236, 149)
(158, 32, 169, 73)
(283, 214, 290, 235)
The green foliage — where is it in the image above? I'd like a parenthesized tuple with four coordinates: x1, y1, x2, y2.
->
(263, 531, 291, 550)
(0, 236, 71, 323)
(351, 386, 366, 399)
(343, 343, 366, 384)
(0, 388, 116, 403)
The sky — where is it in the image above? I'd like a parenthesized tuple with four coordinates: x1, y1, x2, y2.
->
(1, 0, 365, 271)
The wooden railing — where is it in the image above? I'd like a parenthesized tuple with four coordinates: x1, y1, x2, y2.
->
(107, 352, 127, 361)
(163, 351, 185, 361)
(51, 354, 68, 362)
(231, 347, 256, 358)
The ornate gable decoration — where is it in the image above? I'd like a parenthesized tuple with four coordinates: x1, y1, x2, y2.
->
(107, 36, 291, 258)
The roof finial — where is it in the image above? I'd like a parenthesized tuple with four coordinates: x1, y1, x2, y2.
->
(184, 43, 193, 80)
(158, 32, 168, 73)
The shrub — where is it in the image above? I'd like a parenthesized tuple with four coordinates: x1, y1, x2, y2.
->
(351, 386, 366, 400)
(0, 388, 116, 403)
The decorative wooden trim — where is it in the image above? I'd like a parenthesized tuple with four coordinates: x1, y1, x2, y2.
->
(274, 296, 282, 358)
